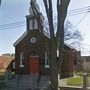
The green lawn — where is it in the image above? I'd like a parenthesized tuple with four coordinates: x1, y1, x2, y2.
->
(67, 76, 83, 86)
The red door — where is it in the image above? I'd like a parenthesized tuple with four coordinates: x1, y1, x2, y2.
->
(29, 56, 39, 75)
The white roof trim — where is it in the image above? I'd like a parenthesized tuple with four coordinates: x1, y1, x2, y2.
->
(13, 31, 28, 47)
(43, 31, 50, 38)
(13, 30, 50, 47)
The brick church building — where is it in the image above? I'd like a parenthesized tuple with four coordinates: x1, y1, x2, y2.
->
(13, 0, 78, 79)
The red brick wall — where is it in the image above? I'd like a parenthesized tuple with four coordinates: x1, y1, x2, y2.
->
(61, 50, 74, 78)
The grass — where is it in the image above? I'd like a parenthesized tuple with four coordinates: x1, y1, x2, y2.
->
(67, 72, 90, 87)
(67, 76, 83, 86)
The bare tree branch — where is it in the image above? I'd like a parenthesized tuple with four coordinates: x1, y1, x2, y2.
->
(43, 0, 71, 89)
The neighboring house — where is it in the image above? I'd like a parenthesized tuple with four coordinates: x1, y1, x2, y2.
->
(61, 47, 81, 78)
(0, 55, 14, 71)
(81, 56, 90, 72)
(2, 53, 15, 57)
(74, 51, 81, 71)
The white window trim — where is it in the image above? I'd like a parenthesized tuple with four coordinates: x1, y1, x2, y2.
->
(57, 50, 59, 58)
(13, 62, 15, 69)
(45, 51, 50, 68)
(45, 65, 50, 68)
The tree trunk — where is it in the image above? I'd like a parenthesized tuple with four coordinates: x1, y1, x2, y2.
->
(50, 38, 58, 90)
(43, 0, 70, 90)
(58, 23, 64, 79)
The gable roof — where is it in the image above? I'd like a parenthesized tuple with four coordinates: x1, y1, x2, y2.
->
(0, 56, 13, 70)
(13, 30, 50, 47)
(13, 31, 28, 47)
(13, 30, 75, 51)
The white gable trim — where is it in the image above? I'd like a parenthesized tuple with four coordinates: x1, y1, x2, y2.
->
(13, 31, 28, 47)
(43, 31, 50, 39)
(13, 30, 50, 47)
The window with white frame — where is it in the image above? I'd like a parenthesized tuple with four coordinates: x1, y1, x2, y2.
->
(34, 19, 38, 29)
(13, 62, 15, 69)
(45, 51, 50, 68)
(20, 52, 24, 68)
(29, 19, 33, 30)
(57, 50, 59, 58)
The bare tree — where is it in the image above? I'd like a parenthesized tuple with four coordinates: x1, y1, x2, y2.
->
(64, 20, 83, 49)
(43, 0, 70, 90)
(44, 18, 83, 50)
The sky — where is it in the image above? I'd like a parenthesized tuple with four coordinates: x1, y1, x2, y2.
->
(0, 0, 90, 56)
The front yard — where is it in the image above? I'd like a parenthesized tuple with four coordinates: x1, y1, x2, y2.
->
(67, 76, 83, 86)
(67, 72, 90, 87)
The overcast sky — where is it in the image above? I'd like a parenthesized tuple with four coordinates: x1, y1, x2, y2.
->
(0, 0, 90, 56)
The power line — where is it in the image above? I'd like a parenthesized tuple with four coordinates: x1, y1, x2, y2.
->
(75, 13, 88, 27)
(0, 20, 25, 27)
(67, 11, 87, 16)
(0, 20, 25, 30)
(68, 6, 90, 13)
(0, 6, 90, 31)
(67, 6, 90, 16)
(0, 24, 25, 30)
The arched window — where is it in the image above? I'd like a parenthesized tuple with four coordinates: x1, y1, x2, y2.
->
(34, 19, 38, 29)
(45, 51, 50, 68)
(19, 52, 24, 68)
(29, 19, 33, 30)
(29, 19, 38, 30)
